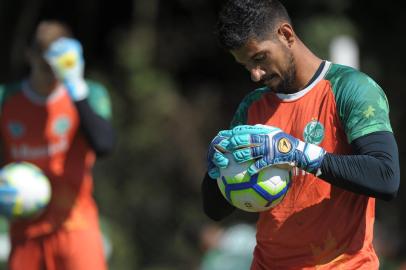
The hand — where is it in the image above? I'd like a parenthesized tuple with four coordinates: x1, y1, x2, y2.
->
(206, 125, 277, 179)
(226, 124, 326, 175)
(206, 130, 233, 179)
(44, 37, 88, 101)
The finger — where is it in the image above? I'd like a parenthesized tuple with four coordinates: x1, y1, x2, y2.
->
(253, 124, 281, 133)
(210, 134, 229, 146)
(228, 134, 253, 150)
(231, 124, 282, 136)
(212, 151, 229, 169)
(214, 139, 230, 153)
(208, 137, 229, 156)
(247, 158, 272, 176)
(228, 134, 265, 150)
(207, 137, 230, 171)
(218, 129, 233, 137)
(232, 146, 263, 163)
(46, 38, 82, 57)
(231, 125, 272, 135)
(208, 167, 220, 179)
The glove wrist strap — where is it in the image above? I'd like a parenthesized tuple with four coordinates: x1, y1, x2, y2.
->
(295, 141, 326, 174)
(64, 78, 88, 101)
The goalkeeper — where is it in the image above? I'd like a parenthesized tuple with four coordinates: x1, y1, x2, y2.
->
(202, 0, 399, 269)
(0, 21, 115, 270)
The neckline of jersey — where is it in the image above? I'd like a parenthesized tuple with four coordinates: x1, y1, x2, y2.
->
(22, 80, 65, 105)
(274, 60, 332, 102)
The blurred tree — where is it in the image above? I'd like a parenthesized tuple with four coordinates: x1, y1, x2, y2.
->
(93, 0, 230, 268)
(0, 0, 405, 269)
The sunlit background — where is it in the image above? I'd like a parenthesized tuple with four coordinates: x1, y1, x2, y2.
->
(0, 0, 405, 269)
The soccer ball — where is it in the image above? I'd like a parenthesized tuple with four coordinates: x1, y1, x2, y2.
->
(217, 154, 291, 212)
(0, 162, 51, 219)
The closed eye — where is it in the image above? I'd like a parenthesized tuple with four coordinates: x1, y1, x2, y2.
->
(252, 53, 267, 63)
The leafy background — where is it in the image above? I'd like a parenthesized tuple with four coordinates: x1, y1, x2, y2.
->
(0, 0, 405, 269)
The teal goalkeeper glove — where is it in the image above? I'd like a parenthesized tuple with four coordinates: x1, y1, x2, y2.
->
(225, 124, 326, 176)
(206, 132, 232, 179)
(44, 37, 88, 101)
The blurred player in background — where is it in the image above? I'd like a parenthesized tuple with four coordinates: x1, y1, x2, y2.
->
(0, 20, 115, 270)
(202, 0, 399, 269)
(200, 223, 256, 270)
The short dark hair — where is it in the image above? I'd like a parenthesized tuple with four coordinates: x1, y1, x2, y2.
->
(216, 0, 292, 50)
(31, 20, 73, 53)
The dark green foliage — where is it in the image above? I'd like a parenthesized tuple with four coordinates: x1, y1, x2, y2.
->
(0, 0, 405, 269)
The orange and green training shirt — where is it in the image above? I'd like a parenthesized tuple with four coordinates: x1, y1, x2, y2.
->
(230, 61, 392, 269)
(0, 80, 112, 241)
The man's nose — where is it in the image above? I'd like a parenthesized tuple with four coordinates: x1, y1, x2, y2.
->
(250, 67, 266, 82)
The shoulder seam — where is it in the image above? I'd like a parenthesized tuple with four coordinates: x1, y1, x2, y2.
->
(230, 87, 269, 128)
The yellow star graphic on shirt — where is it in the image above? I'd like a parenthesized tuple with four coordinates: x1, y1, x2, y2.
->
(310, 231, 349, 268)
(363, 105, 375, 118)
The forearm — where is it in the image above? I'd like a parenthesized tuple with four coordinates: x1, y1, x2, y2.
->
(44, 38, 115, 156)
(75, 99, 116, 157)
(201, 173, 235, 221)
(318, 132, 399, 201)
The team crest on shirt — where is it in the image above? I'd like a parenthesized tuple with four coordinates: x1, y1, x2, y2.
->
(303, 119, 324, 145)
(8, 121, 25, 138)
(53, 116, 71, 136)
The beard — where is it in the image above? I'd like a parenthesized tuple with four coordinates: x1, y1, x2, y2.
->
(264, 48, 296, 94)
(275, 54, 296, 93)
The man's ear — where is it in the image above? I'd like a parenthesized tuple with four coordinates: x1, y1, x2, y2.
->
(277, 23, 295, 48)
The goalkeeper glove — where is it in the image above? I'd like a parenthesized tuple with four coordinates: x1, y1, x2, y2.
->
(44, 37, 88, 101)
(226, 124, 326, 175)
(206, 130, 234, 179)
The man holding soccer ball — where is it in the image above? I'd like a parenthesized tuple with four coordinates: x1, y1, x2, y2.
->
(0, 21, 115, 269)
(202, 0, 399, 269)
